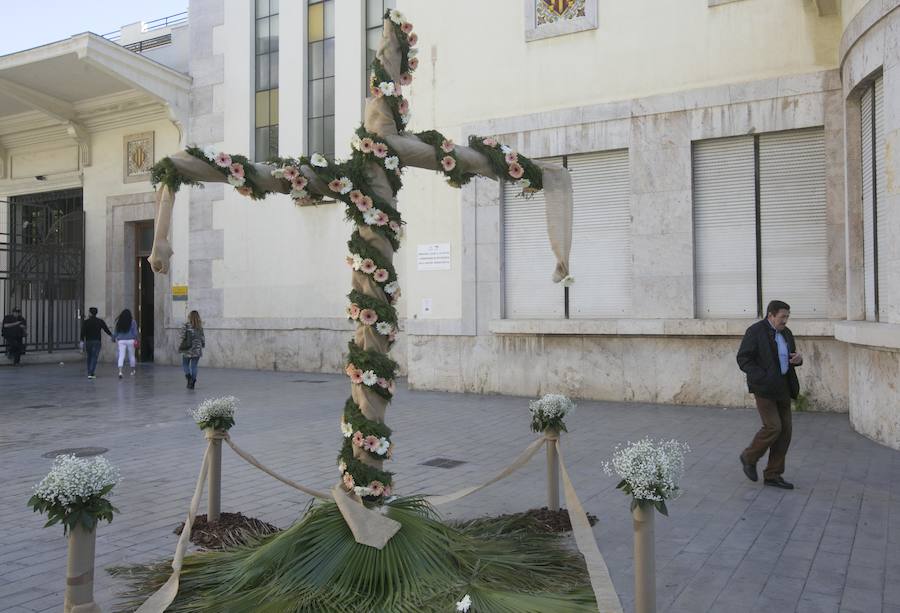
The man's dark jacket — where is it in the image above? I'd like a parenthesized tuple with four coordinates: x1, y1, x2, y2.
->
(736, 319, 801, 399)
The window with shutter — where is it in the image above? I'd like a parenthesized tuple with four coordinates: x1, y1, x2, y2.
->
(759, 128, 828, 317)
(568, 150, 631, 317)
(692, 136, 757, 317)
(874, 77, 887, 321)
(862, 83, 876, 320)
(503, 157, 564, 318)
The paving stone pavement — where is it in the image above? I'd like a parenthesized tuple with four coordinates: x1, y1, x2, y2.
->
(1, 362, 898, 613)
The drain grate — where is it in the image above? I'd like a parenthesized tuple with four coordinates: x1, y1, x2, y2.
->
(420, 457, 467, 469)
(291, 379, 328, 384)
(24, 404, 57, 409)
(42, 447, 109, 459)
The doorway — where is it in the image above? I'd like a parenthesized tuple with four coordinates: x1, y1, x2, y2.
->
(134, 222, 154, 362)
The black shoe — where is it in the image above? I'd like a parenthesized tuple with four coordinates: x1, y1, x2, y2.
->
(186, 374, 192, 388)
(188, 377, 196, 390)
(740, 453, 758, 482)
(764, 477, 794, 490)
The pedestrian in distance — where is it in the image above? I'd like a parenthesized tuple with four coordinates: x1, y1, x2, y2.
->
(737, 300, 803, 490)
(113, 309, 139, 379)
(179, 310, 205, 389)
(80, 307, 113, 379)
(2, 307, 27, 366)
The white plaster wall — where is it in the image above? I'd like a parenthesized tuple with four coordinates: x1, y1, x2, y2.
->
(848, 345, 900, 448)
(82, 120, 181, 310)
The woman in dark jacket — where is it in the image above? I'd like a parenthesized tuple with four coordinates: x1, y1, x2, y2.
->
(180, 310, 205, 389)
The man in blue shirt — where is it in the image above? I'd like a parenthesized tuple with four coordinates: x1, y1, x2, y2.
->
(737, 300, 804, 489)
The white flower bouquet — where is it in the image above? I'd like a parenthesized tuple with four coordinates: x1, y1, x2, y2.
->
(191, 396, 238, 431)
(528, 393, 574, 433)
(28, 455, 120, 534)
(603, 438, 690, 516)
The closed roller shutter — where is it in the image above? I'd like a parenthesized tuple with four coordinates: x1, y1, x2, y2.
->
(874, 77, 887, 321)
(503, 157, 564, 318)
(568, 150, 631, 317)
(759, 128, 828, 317)
(692, 136, 757, 317)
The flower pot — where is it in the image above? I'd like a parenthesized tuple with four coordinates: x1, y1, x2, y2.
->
(64, 524, 101, 613)
(632, 504, 656, 613)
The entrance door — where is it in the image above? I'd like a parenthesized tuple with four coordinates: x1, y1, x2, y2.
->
(1, 189, 84, 353)
(134, 222, 154, 362)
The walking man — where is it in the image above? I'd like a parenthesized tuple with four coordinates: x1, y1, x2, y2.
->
(80, 307, 113, 379)
(737, 300, 803, 489)
(2, 307, 27, 366)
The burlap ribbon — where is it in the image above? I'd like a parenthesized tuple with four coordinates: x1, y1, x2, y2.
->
(135, 444, 210, 613)
(555, 441, 623, 613)
(223, 434, 331, 500)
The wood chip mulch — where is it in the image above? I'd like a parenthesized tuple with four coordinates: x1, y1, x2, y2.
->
(174, 512, 281, 550)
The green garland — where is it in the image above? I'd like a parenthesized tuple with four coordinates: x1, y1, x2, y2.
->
(343, 398, 392, 439)
(347, 231, 398, 284)
(354, 126, 405, 196)
(348, 290, 397, 326)
(414, 130, 478, 188)
(468, 135, 544, 191)
(150, 156, 203, 194)
(338, 438, 394, 498)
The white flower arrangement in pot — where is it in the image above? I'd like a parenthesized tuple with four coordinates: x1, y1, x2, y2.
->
(604, 438, 690, 516)
(528, 393, 575, 434)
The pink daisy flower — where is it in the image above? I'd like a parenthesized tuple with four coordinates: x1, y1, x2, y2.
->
(282, 166, 299, 181)
(342, 472, 355, 490)
(370, 85, 382, 98)
(399, 73, 413, 86)
(360, 309, 378, 326)
(377, 377, 389, 388)
(328, 179, 344, 193)
(372, 143, 389, 158)
(364, 435, 380, 451)
(401, 22, 413, 34)
(349, 190, 365, 205)
(229, 163, 245, 178)
(407, 33, 418, 46)
(292, 176, 308, 190)
(373, 269, 389, 282)
(505, 151, 518, 164)
(408, 57, 419, 70)
(214, 152, 232, 167)
(350, 370, 364, 384)
(508, 162, 525, 179)
(369, 481, 385, 497)
(374, 211, 389, 226)
(360, 138, 374, 153)
(360, 195, 374, 211)
(360, 259, 377, 274)
(441, 139, 455, 153)
(482, 137, 498, 147)
(383, 484, 392, 495)
(389, 221, 400, 233)
(441, 156, 456, 172)
(236, 186, 253, 197)
(352, 431, 365, 447)
(347, 304, 361, 319)
(399, 99, 409, 115)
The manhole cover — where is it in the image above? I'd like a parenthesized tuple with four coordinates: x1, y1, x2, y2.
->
(42, 447, 109, 459)
(291, 379, 328, 383)
(24, 404, 57, 409)
(420, 457, 467, 469)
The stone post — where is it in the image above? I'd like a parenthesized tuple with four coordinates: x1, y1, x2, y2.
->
(204, 429, 224, 522)
(64, 524, 101, 613)
(632, 504, 656, 613)
(545, 429, 560, 512)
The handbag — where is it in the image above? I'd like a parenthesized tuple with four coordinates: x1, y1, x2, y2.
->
(178, 329, 193, 352)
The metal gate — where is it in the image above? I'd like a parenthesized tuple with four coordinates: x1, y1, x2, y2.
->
(1, 189, 84, 353)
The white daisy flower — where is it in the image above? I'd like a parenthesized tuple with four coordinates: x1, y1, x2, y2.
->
(340, 421, 354, 437)
(202, 145, 218, 161)
(310, 153, 328, 167)
(383, 281, 399, 295)
(378, 81, 396, 97)
(456, 594, 472, 612)
(361, 370, 378, 386)
(384, 156, 400, 170)
(388, 9, 405, 24)
(227, 175, 245, 187)
(375, 322, 393, 335)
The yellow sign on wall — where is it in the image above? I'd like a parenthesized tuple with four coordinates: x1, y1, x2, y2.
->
(172, 285, 188, 301)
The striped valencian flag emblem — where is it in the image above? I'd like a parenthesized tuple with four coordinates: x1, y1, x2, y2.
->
(541, 0, 573, 15)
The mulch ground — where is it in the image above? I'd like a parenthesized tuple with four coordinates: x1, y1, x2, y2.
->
(509, 507, 599, 532)
(174, 512, 281, 549)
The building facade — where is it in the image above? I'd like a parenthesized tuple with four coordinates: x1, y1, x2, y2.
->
(1, 0, 897, 449)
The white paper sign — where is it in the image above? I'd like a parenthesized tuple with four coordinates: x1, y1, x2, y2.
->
(421, 298, 433, 315)
(416, 243, 451, 271)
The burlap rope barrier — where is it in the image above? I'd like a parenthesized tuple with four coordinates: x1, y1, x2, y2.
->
(223, 434, 331, 500)
(556, 441, 624, 613)
(136, 444, 210, 613)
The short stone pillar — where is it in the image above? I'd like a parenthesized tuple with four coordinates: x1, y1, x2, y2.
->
(544, 429, 560, 512)
(64, 524, 101, 613)
(204, 429, 225, 522)
(632, 505, 656, 613)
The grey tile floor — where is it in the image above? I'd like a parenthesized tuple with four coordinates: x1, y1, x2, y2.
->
(1, 362, 898, 612)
